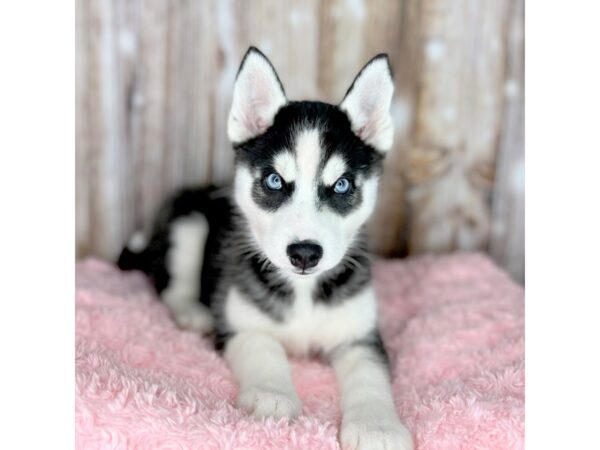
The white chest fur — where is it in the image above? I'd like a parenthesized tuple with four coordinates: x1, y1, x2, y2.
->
(224, 278, 378, 356)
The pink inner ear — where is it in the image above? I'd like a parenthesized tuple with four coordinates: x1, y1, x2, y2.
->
(357, 121, 377, 143)
(248, 100, 270, 136)
(361, 95, 378, 117)
(244, 74, 278, 135)
(252, 117, 268, 135)
(242, 113, 266, 138)
(357, 125, 368, 139)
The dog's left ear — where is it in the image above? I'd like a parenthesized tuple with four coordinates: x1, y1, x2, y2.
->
(340, 55, 395, 153)
(228, 47, 287, 144)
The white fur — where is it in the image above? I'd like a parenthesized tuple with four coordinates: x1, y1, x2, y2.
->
(234, 165, 272, 240)
(225, 283, 377, 356)
(127, 231, 147, 252)
(234, 128, 380, 277)
(295, 128, 321, 181)
(161, 214, 213, 333)
(340, 57, 395, 152)
(224, 283, 413, 448)
(227, 50, 287, 144)
(322, 154, 348, 186)
(273, 151, 297, 182)
(342, 175, 380, 243)
(224, 331, 301, 419)
(332, 345, 413, 450)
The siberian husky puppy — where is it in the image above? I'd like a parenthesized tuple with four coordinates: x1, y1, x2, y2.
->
(118, 47, 413, 450)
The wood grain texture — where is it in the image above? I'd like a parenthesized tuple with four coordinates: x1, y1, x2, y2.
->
(490, 0, 525, 283)
(404, 0, 511, 254)
(76, 0, 525, 281)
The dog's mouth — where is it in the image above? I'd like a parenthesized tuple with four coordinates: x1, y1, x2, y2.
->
(291, 268, 317, 276)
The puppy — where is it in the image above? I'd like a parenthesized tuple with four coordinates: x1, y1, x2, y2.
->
(119, 47, 413, 450)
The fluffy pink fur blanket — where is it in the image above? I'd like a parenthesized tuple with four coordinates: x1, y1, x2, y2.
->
(76, 253, 524, 449)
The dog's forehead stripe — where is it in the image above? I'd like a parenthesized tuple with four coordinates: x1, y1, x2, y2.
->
(322, 154, 348, 186)
(273, 151, 296, 182)
(294, 128, 322, 182)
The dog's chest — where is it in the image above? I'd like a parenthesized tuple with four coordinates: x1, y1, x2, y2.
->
(224, 279, 377, 356)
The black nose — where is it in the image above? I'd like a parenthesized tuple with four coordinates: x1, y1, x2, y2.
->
(287, 241, 323, 271)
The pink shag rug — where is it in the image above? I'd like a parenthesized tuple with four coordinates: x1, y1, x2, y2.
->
(75, 253, 524, 450)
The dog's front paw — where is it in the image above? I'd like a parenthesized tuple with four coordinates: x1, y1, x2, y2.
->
(173, 305, 213, 333)
(341, 411, 413, 450)
(238, 384, 302, 419)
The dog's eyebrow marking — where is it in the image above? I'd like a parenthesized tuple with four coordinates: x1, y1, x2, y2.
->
(273, 151, 296, 182)
(322, 154, 348, 186)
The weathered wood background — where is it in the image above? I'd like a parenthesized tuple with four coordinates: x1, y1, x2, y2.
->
(76, 0, 525, 282)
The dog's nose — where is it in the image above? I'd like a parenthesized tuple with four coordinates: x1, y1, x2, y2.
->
(287, 241, 323, 271)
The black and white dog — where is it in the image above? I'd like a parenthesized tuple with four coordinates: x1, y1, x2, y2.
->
(118, 47, 413, 450)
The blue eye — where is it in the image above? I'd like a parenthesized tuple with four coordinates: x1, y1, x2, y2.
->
(265, 173, 283, 190)
(334, 178, 351, 194)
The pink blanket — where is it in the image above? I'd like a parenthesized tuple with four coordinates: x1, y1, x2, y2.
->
(76, 253, 524, 449)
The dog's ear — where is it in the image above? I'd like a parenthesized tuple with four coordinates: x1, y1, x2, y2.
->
(340, 55, 395, 152)
(227, 47, 287, 144)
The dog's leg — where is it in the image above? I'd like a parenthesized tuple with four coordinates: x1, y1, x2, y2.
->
(331, 339, 413, 450)
(225, 332, 301, 419)
(161, 214, 213, 333)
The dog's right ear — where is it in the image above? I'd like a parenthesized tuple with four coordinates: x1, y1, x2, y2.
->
(340, 55, 394, 153)
(227, 47, 287, 144)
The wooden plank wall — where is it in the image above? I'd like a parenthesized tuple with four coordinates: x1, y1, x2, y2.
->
(76, 0, 525, 282)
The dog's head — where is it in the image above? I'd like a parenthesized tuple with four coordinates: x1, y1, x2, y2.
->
(228, 47, 394, 278)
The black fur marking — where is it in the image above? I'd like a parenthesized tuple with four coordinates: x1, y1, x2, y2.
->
(317, 178, 363, 216)
(214, 330, 234, 352)
(232, 249, 294, 322)
(251, 172, 295, 211)
(314, 231, 372, 304)
(199, 194, 235, 308)
(351, 329, 391, 371)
